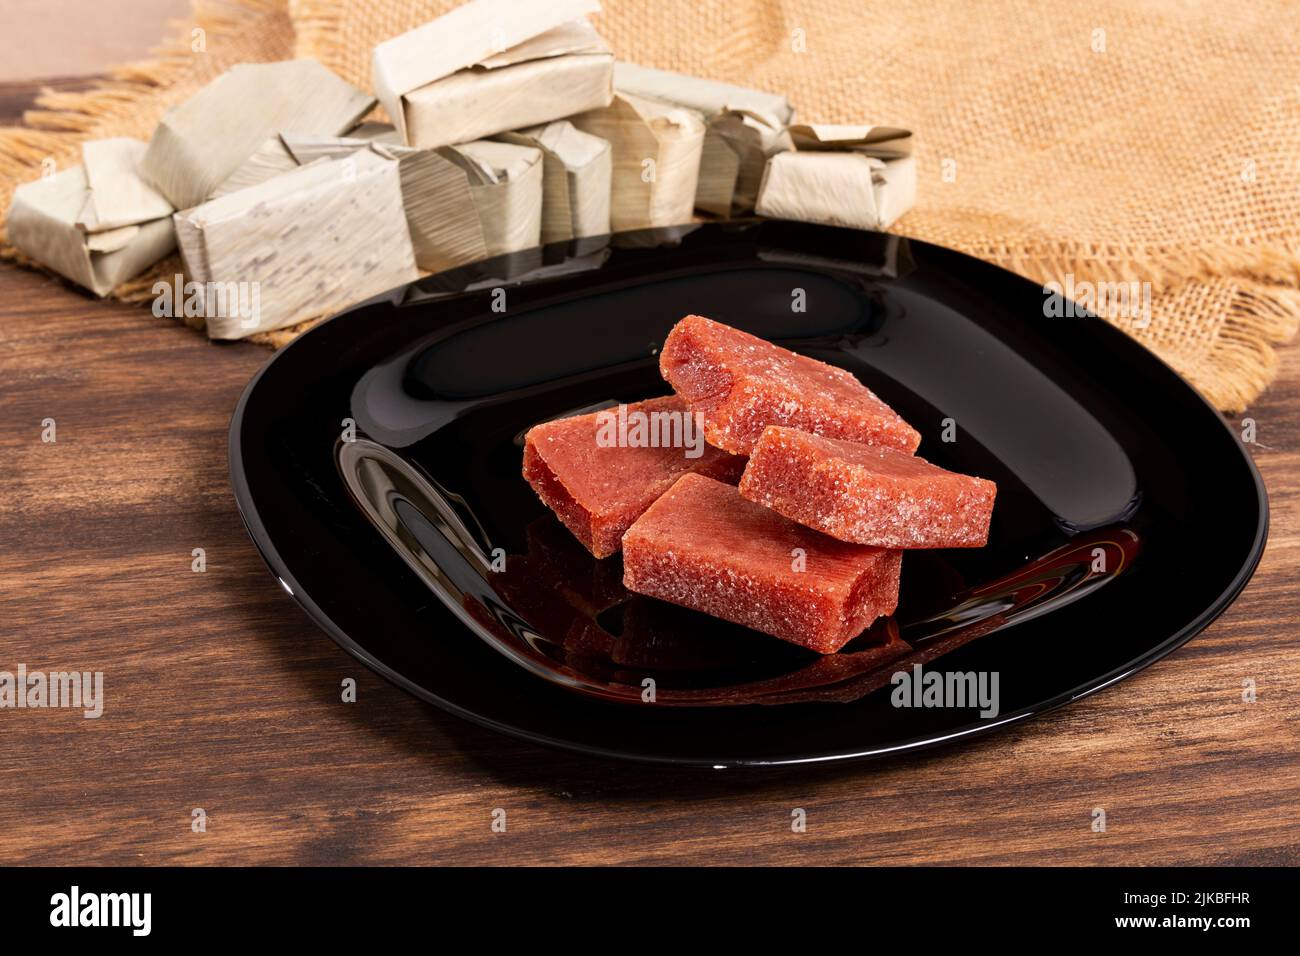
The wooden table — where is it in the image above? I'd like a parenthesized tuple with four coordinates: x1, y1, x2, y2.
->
(1, 92, 1297, 868)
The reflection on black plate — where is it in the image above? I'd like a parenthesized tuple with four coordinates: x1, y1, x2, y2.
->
(230, 221, 1267, 766)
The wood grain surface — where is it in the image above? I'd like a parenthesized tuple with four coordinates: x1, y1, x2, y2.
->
(1, 85, 1297, 867)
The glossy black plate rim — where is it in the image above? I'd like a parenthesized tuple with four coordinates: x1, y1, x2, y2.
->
(228, 230, 1269, 768)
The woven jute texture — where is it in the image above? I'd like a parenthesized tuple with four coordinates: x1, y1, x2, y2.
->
(4, 0, 1299, 410)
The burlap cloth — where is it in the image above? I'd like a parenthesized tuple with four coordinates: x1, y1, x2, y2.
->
(2, 0, 1298, 411)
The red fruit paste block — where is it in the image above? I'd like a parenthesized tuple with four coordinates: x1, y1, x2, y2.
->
(739, 426, 996, 548)
(659, 314, 920, 455)
(622, 473, 902, 653)
(523, 395, 744, 558)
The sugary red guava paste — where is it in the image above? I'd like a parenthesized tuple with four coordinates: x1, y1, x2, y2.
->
(740, 426, 996, 548)
(523, 395, 744, 558)
(622, 473, 901, 653)
(659, 314, 920, 456)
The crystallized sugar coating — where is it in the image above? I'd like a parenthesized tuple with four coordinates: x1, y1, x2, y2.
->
(523, 395, 744, 558)
(739, 426, 996, 548)
(659, 314, 921, 455)
(622, 473, 902, 653)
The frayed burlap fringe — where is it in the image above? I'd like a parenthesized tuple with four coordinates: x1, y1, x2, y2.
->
(3, 0, 1300, 411)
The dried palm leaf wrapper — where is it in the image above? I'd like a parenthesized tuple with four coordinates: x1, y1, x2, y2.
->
(77, 138, 174, 232)
(352, 124, 537, 266)
(173, 149, 418, 339)
(444, 140, 544, 258)
(694, 111, 793, 218)
(614, 63, 793, 216)
(212, 129, 486, 273)
(613, 63, 794, 126)
(348, 122, 402, 144)
(756, 124, 916, 230)
(496, 122, 611, 243)
(757, 153, 917, 231)
(788, 124, 912, 159)
(281, 134, 374, 167)
(570, 92, 705, 231)
(372, 0, 613, 150)
(217, 127, 531, 273)
(7, 137, 176, 297)
(369, 141, 490, 272)
(212, 132, 378, 201)
(209, 137, 301, 199)
(141, 59, 375, 210)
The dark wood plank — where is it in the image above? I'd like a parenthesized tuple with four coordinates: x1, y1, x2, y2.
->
(1, 260, 1296, 865)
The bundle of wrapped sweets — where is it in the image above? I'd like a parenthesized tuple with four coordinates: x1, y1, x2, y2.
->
(5, 0, 916, 340)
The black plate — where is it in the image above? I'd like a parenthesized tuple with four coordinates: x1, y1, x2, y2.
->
(229, 220, 1267, 767)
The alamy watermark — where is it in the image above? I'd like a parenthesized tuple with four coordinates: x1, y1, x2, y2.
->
(50, 886, 150, 936)
(0, 665, 103, 718)
(152, 273, 261, 329)
(891, 664, 1000, 718)
(1044, 274, 1151, 328)
(595, 403, 706, 459)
